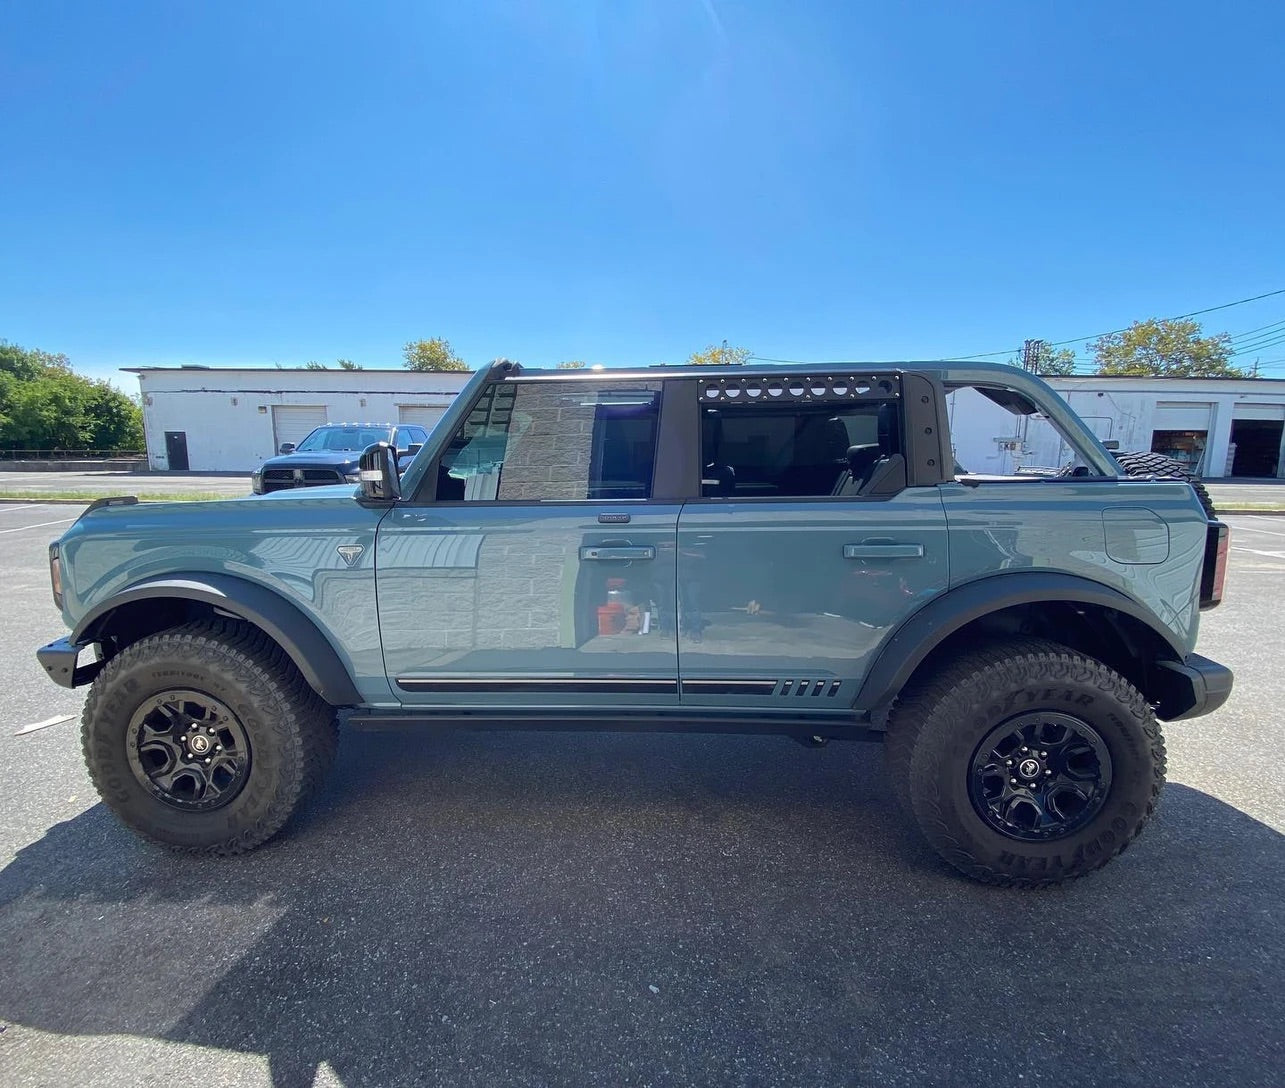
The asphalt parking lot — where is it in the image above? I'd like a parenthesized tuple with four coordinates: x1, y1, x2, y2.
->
(0, 505, 1281, 1088)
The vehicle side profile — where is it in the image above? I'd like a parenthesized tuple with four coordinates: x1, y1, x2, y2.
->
(38, 360, 1232, 885)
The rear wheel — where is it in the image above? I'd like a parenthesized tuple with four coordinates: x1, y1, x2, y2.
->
(81, 619, 338, 854)
(902, 639, 1165, 887)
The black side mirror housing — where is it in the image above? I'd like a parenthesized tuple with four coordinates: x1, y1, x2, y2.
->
(358, 442, 401, 503)
(406, 443, 424, 457)
(279, 442, 296, 455)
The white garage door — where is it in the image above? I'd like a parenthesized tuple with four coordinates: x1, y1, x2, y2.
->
(398, 405, 447, 430)
(1153, 401, 1212, 431)
(272, 405, 329, 451)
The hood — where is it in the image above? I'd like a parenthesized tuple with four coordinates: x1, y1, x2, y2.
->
(253, 483, 357, 501)
(259, 450, 362, 471)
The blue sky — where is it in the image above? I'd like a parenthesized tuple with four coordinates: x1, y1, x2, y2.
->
(2, 0, 1283, 384)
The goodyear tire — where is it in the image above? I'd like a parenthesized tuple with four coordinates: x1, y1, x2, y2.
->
(81, 619, 338, 854)
(1114, 450, 1218, 519)
(904, 639, 1166, 887)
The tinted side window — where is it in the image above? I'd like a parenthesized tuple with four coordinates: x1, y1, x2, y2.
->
(701, 399, 902, 498)
(436, 381, 662, 501)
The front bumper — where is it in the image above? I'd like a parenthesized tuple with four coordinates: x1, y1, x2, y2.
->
(37, 637, 103, 689)
(1155, 653, 1233, 721)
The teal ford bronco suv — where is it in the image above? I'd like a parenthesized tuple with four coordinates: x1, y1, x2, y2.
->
(37, 360, 1232, 886)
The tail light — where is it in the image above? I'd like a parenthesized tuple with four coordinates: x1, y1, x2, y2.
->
(1200, 521, 1228, 610)
(49, 542, 63, 609)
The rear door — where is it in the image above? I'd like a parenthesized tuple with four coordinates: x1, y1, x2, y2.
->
(376, 377, 682, 707)
(675, 373, 949, 709)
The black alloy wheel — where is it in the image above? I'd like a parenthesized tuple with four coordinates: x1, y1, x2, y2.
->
(126, 689, 252, 811)
(968, 712, 1112, 841)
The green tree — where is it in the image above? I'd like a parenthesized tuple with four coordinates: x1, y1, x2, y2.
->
(556, 361, 587, 369)
(303, 361, 327, 370)
(1013, 342, 1077, 376)
(1090, 318, 1243, 377)
(337, 358, 363, 370)
(0, 340, 142, 451)
(686, 342, 751, 366)
(403, 338, 468, 372)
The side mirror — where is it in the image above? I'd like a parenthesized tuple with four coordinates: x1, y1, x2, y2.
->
(358, 442, 401, 503)
(1102, 440, 1121, 451)
(406, 443, 423, 457)
(279, 442, 296, 455)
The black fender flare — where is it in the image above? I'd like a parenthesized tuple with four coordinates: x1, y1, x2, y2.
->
(73, 573, 363, 706)
(854, 570, 1186, 723)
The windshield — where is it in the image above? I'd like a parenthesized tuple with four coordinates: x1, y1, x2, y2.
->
(296, 426, 393, 452)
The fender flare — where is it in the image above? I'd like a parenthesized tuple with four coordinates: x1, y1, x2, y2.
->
(854, 570, 1186, 722)
(73, 573, 363, 706)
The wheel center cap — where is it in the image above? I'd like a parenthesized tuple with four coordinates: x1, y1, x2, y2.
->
(189, 734, 212, 755)
(1017, 757, 1041, 779)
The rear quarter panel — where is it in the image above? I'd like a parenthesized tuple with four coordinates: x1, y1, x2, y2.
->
(940, 478, 1209, 652)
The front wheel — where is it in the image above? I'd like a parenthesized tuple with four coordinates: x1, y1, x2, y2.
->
(903, 639, 1166, 887)
(81, 619, 338, 854)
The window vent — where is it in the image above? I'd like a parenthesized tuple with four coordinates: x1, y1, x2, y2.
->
(778, 679, 843, 698)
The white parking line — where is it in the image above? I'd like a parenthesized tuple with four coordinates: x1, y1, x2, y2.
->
(0, 504, 48, 513)
(0, 517, 77, 535)
(1231, 546, 1285, 560)
(15, 714, 75, 736)
(1229, 524, 1285, 538)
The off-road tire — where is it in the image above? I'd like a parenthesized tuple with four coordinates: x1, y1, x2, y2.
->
(884, 688, 929, 815)
(905, 638, 1166, 887)
(81, 619, 339, 855)
(1114, 450, 1218, 519)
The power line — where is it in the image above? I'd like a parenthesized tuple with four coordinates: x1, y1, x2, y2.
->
(745, 288, 1285, 369)
(1232, 331, 1285, 356)
(1229, 317, 1285, 341)
(949, 287, 1285, 361)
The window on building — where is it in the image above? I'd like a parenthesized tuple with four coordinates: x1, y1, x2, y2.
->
(700, 399, 902, 498)
(435, 381, 662, 501)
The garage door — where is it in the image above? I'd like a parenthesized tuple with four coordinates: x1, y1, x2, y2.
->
(272, 405, 329, 451)
(398, 405, 447, 430)
(1153, 401, 1212, 431)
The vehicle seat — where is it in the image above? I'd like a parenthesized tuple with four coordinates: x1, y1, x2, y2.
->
(702, 462, 736, 497)
(832, 444, 882, 496)
(782, 416, 853, 495)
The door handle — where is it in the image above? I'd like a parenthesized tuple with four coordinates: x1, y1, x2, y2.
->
(843, 543, 924, 560)
(580, 545, 655, 561)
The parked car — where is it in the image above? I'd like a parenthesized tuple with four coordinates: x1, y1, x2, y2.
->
(38, 359, 1231, 886)
(250, 422, 429, 493)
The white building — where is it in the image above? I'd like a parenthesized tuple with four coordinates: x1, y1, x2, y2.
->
(130, 365, 1285, 479)
(127, 367, 473, 472)
(948, 375, 1285, 479)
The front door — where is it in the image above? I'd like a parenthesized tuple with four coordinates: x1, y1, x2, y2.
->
(675, 378, 949, 708)
(377, 377, 680, 706)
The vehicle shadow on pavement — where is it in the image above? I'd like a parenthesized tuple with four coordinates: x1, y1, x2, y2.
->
(1, 728, 1282, 1088)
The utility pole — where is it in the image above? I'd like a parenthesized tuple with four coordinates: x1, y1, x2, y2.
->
(1021, 339, 1047, 373)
